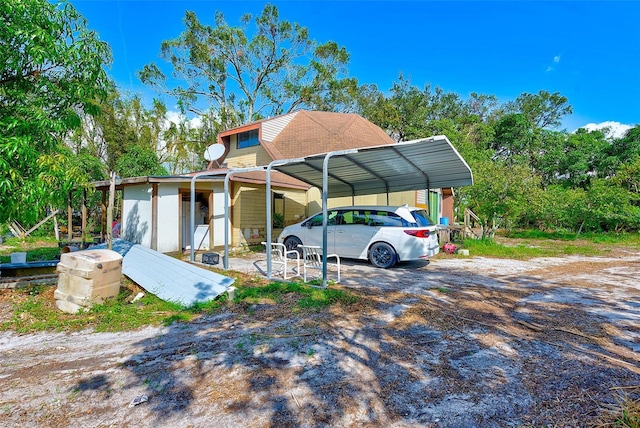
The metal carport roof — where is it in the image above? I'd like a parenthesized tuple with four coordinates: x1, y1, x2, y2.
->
(257, 135, 474, 287)
(272, 135, 473, 199)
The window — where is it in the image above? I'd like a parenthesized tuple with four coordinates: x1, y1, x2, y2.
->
(411, 209, 435, 227)
(307, 210, 339, 227)
(273, 193, 285, 228)
(236, 129, 259, 149)
(341, 210, 365, 225)
(367, 211, 405, 227)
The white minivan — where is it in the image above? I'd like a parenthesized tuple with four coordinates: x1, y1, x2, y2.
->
(277, 205, 439, 268)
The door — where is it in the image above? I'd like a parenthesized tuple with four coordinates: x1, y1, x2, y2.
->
(333, 209, 378, 258)
(302, 209, 339, 252)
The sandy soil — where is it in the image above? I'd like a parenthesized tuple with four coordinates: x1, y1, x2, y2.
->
(1, 248, 639, 427)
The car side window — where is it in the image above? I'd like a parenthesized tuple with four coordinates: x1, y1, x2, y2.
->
(308, 214, 322, 227)
(308, 210, 339, 227)
(411, 209, 435, 226)
(341, 210, 366, 225)
(367, 211, 405, 227)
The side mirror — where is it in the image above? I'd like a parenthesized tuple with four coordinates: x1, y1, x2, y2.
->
(306, 222, 314, 229)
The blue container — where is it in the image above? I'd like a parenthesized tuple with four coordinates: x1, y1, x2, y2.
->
(439, 217, 449, 226)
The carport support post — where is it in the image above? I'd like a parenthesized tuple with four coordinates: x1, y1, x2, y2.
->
(322, 149, 358, 288)
(266, 158, 304, 279)
(223, 167, 265, 269)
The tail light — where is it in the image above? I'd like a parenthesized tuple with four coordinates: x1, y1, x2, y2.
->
(404, 229, 430, 238)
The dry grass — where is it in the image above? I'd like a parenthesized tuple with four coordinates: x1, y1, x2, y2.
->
(594, 386, 640, 428)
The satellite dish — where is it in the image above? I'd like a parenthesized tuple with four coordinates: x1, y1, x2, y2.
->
(204, 144, 225, 162)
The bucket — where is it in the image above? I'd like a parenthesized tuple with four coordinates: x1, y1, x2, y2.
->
(439, 217, 449, 226)
(10, 252, 27, 264)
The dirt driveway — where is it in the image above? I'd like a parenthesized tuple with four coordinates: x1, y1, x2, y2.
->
(1, 248, 639, 427)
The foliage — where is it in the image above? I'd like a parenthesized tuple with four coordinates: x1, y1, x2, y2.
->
(612, 155, 640, 194)
(505, 229, 640, 247)
(0, 237, 60, 263)
(272, 212, 284, 228)
(504, 90, 572, 129)
(456, 235, 612, 259)
(0, 242, 356, 332)
(0, 283, 189, 333)
(115, 145, 168, 178)
(3, 2, 637, 235)
(139, 4, 356, 128)
(234, 280, 356, 310)
(457, 239, 547, 259)
(0, 0, 112, 224)
(595, 389, 640, 428)
(457, 159, 541, 237)
(357, 74, 640, 233)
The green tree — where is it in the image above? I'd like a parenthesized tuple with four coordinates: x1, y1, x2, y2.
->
(0, 0, 111, 224)
(84, 89, 193, 177)
(601, 125, 640, 178)
(457, 159, 541, 238)
(139, 4, 355, 129)
(115, 145, 168, 178)
(556, 128, 609, 189)
(505, 90, 573, 129)
(613, 156, 640, 194)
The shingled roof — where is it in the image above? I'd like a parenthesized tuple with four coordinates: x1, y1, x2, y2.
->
(219, 110, 395, 161)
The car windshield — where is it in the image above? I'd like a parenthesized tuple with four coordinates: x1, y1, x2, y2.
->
(410, 209, 435, 227)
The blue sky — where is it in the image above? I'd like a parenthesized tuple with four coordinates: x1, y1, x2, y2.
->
(70, 0, 640, 132)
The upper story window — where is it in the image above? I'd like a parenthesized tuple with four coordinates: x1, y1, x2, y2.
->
(236, 129, 259, 149)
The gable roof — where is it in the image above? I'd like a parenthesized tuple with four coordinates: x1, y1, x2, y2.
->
(218, 110, 395, 161)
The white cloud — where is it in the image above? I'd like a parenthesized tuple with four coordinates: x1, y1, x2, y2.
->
(577, 121, 633, 139)
(165, 111, 202, 129)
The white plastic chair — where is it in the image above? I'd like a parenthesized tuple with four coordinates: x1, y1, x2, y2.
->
(298, 245, 340, 283)
(261, 242, 300, 279)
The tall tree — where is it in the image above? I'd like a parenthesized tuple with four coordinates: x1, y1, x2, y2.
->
(139, 4, 355, 129)
(457, 159, 542, 237)
(0, 0, 111, 224)
(506, 90, 573, 129)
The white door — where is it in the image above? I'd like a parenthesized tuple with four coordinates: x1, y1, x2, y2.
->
(301, 210, 339, 252)
(334, 209, 378, 258)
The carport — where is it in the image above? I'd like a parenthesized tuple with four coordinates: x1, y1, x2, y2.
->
(251, 135, 473, 287)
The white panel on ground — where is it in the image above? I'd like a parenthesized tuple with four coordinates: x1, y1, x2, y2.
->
(122, 244, 234, 307)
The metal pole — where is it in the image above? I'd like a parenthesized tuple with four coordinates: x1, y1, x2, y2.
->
(266, 158, 305, 279)
(223, 167, 266, 269)
(107, 172, 115, 250)
(321, 149, 358, 288)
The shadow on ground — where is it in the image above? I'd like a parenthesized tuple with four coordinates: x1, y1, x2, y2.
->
(88, 253, 640, 427)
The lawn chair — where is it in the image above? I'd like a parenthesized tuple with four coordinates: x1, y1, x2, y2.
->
(261, 242, 300, 280)
(298, 245, 340, 284)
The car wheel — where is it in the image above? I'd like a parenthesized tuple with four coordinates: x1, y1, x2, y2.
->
(283, 236, 303, 257)
(369, 242, 397, 268)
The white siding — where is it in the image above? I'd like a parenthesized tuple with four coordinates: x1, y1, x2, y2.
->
(261, 112, 298, 142)
(157, 183, 180, 253)
(122, 184, 153, 247)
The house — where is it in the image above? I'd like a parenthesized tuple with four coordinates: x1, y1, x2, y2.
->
(93, 110, 456, 253)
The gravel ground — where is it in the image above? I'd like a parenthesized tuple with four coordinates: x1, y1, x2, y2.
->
(1, 247, 639, 427)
